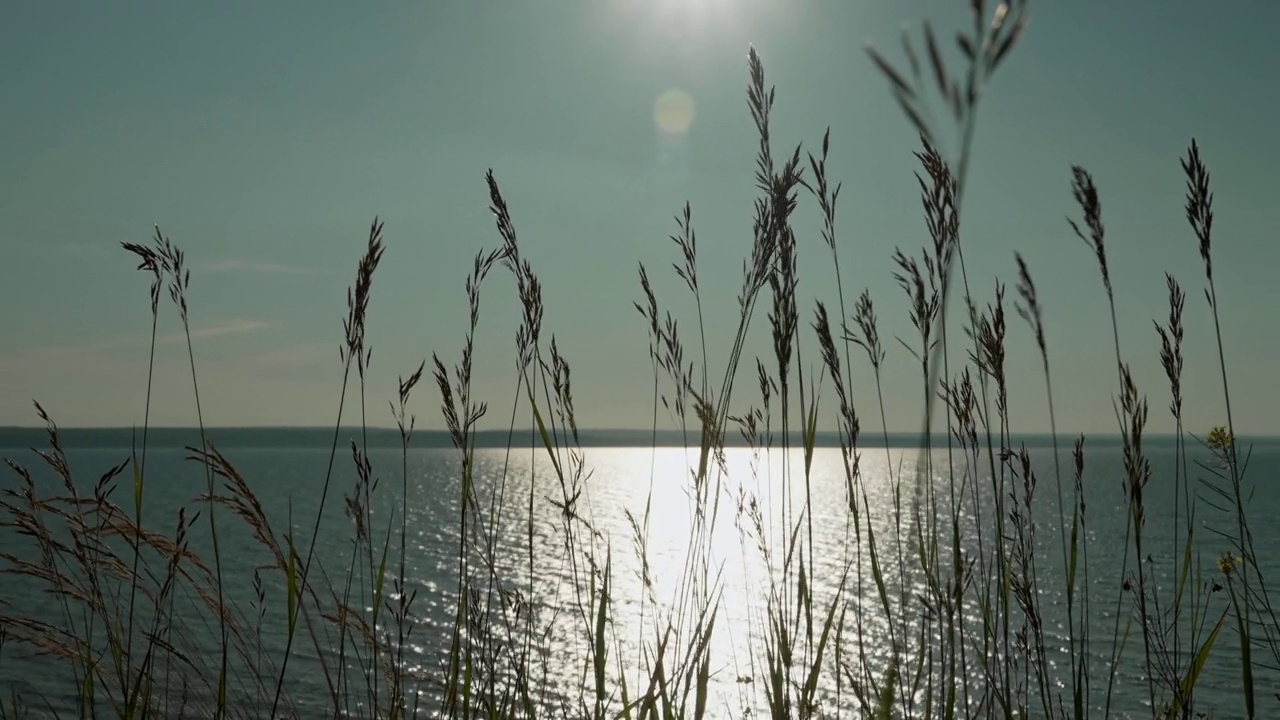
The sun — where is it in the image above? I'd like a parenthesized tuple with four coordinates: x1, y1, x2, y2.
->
(649, 0, 743, 40)
(592, 0, 751, 52)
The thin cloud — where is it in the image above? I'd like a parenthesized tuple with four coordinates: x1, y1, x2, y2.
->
(200, 258, 327, 276)
(159, 318, 270, 344)
(0, 319, 271, 370)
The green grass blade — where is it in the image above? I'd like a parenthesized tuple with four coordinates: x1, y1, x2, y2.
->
(287, 537, 298, 631)
(1174, 524, 1195, 614)
(803, 397, 819, 476)
(693, 652, 710, 720)
(802, 573, 846, 706)
(1169, 609, 1226, 718)
(615, 639, 634, 720)
(132, 457, 143, 518)
(1067, 509, 1079, 595)
(595, 550, 611, 715)
(874, 659, 897, 720)
(375, 520, 392, 626)
(463, 642, 474, 720)
(1230, 585, 1255, 718)
(528, 399, 564, 480)
(81, 656, 96, 716)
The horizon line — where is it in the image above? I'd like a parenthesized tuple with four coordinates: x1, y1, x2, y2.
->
(2, 425, 1273, 446)
(0, 424, 1238, 435)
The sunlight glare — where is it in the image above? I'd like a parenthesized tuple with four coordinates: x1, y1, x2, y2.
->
(591, 0, 758, 62)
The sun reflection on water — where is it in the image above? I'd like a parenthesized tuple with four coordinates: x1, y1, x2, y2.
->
(468, 446, 917, 715)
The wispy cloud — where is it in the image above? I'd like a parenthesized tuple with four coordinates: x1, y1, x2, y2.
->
(159, 318, 270, 344)
(0, 319, 271, 371)
(199, 258, 327, 276)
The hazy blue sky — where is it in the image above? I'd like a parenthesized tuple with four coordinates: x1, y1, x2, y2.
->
(2, 1, 1278, 434)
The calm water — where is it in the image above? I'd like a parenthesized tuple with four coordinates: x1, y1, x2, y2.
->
(2, 436, 1279, 718)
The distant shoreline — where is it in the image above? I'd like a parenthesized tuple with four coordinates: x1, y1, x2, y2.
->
(3, 426, 1271, 450)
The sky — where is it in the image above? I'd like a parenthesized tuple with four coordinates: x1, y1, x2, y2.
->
(2, 0, 1278, 435)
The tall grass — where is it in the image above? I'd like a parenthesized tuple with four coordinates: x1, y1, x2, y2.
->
(1, 1, 1274, 718)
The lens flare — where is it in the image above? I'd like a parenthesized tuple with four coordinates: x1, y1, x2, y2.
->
(653, 88, 696, 137)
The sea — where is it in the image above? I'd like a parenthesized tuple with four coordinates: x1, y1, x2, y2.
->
(1, 428, 1278, 718)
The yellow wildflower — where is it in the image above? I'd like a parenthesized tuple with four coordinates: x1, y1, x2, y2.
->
(1217, 553, 1242, 577)
(1206, 425, 1234, 452)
